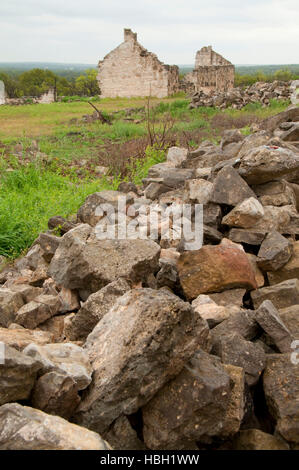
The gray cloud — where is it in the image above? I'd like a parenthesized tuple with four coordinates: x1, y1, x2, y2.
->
(0, 0, 298, 64)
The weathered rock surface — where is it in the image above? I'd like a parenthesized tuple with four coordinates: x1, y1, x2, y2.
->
(229, 228, 266, 245)
(142, 351, 231, 449)
(0, 345, 41, 405)
(185, 178, 213, 203)
(166, 146, 188, 167)
(15, 294, 61, 329)
(77, 190, 133, 226)
(24, 343, 92, 390)
(255, 300, 294, 353)
(220, 364, 245, 437)
(73, 288, 210, 434)
(178, 239, 257, 300)
(209, 166, 256, 206)
(279, 305, 299, 336)
(48, 224, 160, 294)
(214, 332, 266, 386)
(267, 241, 299, 284)
(257, 231, 293, 272)
(211, 309, 259, 346)
(0, 403, 111, 450)
(68, 278, 131, 341)
(253, 180, 296, 207)
(0, 327, 53, 351)
(104, 415, 146, 450)
(192, 295, 231, 327)
(0, 288, 24, 327)
(32, 371, 81, 419)
(263, 354, 299, 444)
(251, 278, 299, 309)
(234, 429, 289, 450)
(222, 197, 264, 228)
(238, 145, 299, 185)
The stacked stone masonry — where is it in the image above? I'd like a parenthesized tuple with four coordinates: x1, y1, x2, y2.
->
(97, 29, 180, 98)
(184, 45, 235, 94)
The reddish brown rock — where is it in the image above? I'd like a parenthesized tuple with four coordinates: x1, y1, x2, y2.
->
(178, 239, 257, 300)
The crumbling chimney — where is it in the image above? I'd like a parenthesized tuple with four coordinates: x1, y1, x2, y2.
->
(124, 28, 137, 42)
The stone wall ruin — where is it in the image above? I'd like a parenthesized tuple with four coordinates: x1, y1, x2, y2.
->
(184, 45, 235, 94)
(97, 29, 180, 98)
(0, 81, 5, 105)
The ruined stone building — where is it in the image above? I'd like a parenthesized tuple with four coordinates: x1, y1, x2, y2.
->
(97, 29, 179, 98)
(184, 46, 235, 93)
(0, 81, 5, 105)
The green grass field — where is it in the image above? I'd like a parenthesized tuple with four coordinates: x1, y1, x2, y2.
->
(0, 95, 291, 260)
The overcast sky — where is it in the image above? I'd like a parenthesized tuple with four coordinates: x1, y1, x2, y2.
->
(1, 0, 298, 65)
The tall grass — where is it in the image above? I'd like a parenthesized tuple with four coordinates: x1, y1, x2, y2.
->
(0, 164, 110, 258)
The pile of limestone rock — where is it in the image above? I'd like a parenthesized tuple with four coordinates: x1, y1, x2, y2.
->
(0, 106, 299, 450)
(190, 81, 292, 110)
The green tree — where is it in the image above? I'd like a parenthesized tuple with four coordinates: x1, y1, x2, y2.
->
(75, 69, 100, 96)
(0, 72, 21, 98)
(274, 69, 293, 81)
(18, 68, 57, 96)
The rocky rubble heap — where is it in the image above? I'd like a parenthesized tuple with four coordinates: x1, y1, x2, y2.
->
(0, 106, 299, 450)
(190, 81, 292, 110)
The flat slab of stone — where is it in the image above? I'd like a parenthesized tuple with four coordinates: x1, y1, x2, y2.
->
(251, 278, 299, 309)
(0, 403, 111, 450)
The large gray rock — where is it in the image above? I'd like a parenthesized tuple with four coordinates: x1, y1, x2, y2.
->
(263, 354, 299, 444)
(77, 191, 134, 227)
(255, 300, 294, 353)
(23, 342, 92, 391)
(238, 145, 299, 185)
(257, 231, 293, 272)
(0, 345, 41, 405)
(209, 166, 256, 206)
(48, 224, 160, 294)
(146, 165, 194, 188)
(185, 179, 213, 204)
(250, 204, 299, 235)
(0, 288, 24, 327)
(279, 305, 299, 336)
(259, 107, 299, 132)
(142, 351, 231, 449)
(211, 309, 260, 350)
(32, 371, 81, 419)
(166, 147, 188, 167)
(214, 332, 266, 386)
(68, 279, 131, 341)
(251, 278, 299, 309)
(9, 284, 42, 304)
(15, 294, 61, 329)
(267, 241, 299, 285)
(0, 403, 111, 450)
(253, 180, 297, 207)
(73, 288, 210, 434)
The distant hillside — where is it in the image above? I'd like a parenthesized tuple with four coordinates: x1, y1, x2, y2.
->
(0, 63, 97, 80)
(178, 64, 299, 76)
(1, 62, 299, 79)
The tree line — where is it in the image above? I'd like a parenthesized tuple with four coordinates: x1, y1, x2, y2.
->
(0, 68, 100, 98)
(234, 69, 299, 87)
